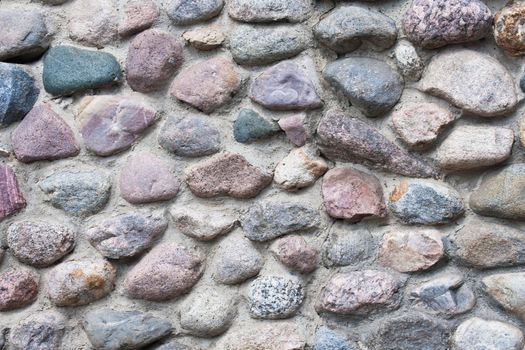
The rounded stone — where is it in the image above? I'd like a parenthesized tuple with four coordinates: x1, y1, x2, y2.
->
(228, 0, 311, 23)
(10, 312, 66, 350)
(0, 270, 39, 311)
(69, 0, 118, 48)
(322, 223, 373, 267)
(233, 109, 279, 144)
(167, 0, 224, 25)
(278, 114, 307, 146)
(494, 1, 525, 56)
(274, 235, 317, 274)
(0, 63, 39, 127)
(249, 276, 304, 319)
(118, 0, 159, 37)
(452, 317, 524, 350)
(483, 272, 525, 322)
(393, 40, 424, 82)
(213, 236, 264, 285)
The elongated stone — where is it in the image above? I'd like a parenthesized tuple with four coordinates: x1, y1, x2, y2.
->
(0, 165, 26, 221)
(233, 109, 279, 143)
(118, 0, 159, 37)
(215, 322, 306, 349)
(452, 318, 524, 350)
(170, 206, 236, 241)
(228, 0, 310, 23)
(167, 0, 224, 25)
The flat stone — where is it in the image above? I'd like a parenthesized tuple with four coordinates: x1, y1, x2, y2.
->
(233, 109, 279, 143)
(43, 46, 122, 96)
(495, 1, 525, 56)
(0, 10, 50, 61)
(119, 152, 179, 204)
(379, 229, 444, 273)
(228, 0, 310, 23)
(185, 152, 272, 199)
(47, 259, 116, 306)
(314, 6, 396, 54)
(278, 114, 307, 146)
(323, 58, 403, 117)
(86, 212, 168, 259)
(315, 327, 357, 350)
(391, 102, 455, 149)
(249, 276, 304, 319)
(118, 0, 159, 37)
(213, 236, 264, 284)
(170, 206, 236, 241)
(402, 0, 492, 49)
(316, 270, 399, 315)
(0, 270, 38, 311)
(79, 95, 156, 156)
(322, 223, 373, 267)
(389, 180, 464, 225)
(182, 25, 224, 50)
(0, 164, 26, 221)
(249, 61, 322, 111)
(39, 170, 111, 216)
(274, 235, 317, 274)
(452, 317, 524, 350)
(167, 0, 224, 25)
(393, 40, 424, 82)
(12, 103, 80, 163)
(274, 147, 328, 191)
(10, 312, 66, 350)
(83, 309, 172, 350)
(159, 113, 220, 157)
(170, 56, 240, 113)
(317, 109, 437, 178)
(230, 24, 309, 65)
(126, 29, 183, 92)
(180, 287, 237, 337)
(483, 272, 525, 321)
(7, 220, 75, 267)
(69, 0, 118, 47)
(470, 164, 525, 220)
(419, 49, 517, 117)
(240, 201, 320, 242)
(0, 63, 39, 127)
(124, 243, 203, 301)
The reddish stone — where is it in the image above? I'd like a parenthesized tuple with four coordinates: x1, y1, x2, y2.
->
(0, 165, 26, 221)
(12, 104, 79, 163)
(275, 235, 317, 274)
(0, 270, 38, 311)
(278, 114, 307, 146)
(118, 0, 159, 37)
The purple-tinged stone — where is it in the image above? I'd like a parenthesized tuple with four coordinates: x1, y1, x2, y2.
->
(0, 164, 26, 221)
(0, 270, 38, 311)
(118, 0, 159, 37)
(278, 114, 307, 146)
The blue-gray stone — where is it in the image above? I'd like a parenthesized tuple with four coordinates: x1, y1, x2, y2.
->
(168, 0, 224, 25)
(43, 46, 122, 96)
(233, 109, 278, 143)
(0, 63, 39, 127)
(314, 327, 356, 350)
(520, 73, 525, 93)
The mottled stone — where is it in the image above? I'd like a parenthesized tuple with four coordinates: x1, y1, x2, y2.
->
(323, 58, 403, 117)
(0, 164, 26, 221)
(274, 147, 328, 191)
(317, 109, 437, 178)
(39, 170, 111, 216)
(0, 10, 50, 61)
(240, 201, 320, 242)
(233, 109, 279, 143)
(213, 236, 263, 284)
(86, 212, 168, 259)
(402, 0, 492, 49)
(0, 270, 38, 311)
(43, 46, 122, 96)
(249, 276, 304, 319)
(278, 114, 307, 146)
(124, 243, 203, 301)
(69, 0, 118, 47)
(419, 50, 517, 117)
(79, 95, 156, 156)
(0, 63, 39, 127)
(119, 0, 159, 37)
(452, 318, 524, 350)
(10, 312, 66, 350)
(249, 61, 322, 111)
(228, 0, 310, 23)
(393, 40, 424, 82)
(182, 25, 224, 50)
(126, 30, 183, 92)
(389, 180, 464, 225)
(167, 0, 224, 25)
(12, 103, 80, 163)
(7, 220, 75, 267)
(185, 152, 272, 199)
(170, 206, 236, 241)
(316, 270, 399, 315)
(170, 56, 240, 113)
(322, 223, 373, 267)
(83, 309, 172, 350)
(120, 152, 179, 204)
(494, 1, 525, 56)
(274, 235, 317, 274)
(230, 24, 309, 65)
(315, 327, 357, 350)
(483, 272, 525, 321)
(314, 6, 396, 54)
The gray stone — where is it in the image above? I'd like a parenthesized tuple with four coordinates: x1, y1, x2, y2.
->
(0, 63, 39, 127)
(168, 0, 224, 25)
(213, 236, 264, 285)
(233, 109, 279, 143)
(322, 223, 373, 267)
(10, 312, 66, 350)
(393, 40, 424, 81)
(452, 317, 524, 350)
(151, 342, 191, 350)
(228, 0, 310, 23)
(170, 206, 236, 241)
(249, 276, 304, 319)
(314, 327, 357, 350)
(483, 272, 525, 322)
(274, 146, 328, 191)
(69, 0, 118, 48)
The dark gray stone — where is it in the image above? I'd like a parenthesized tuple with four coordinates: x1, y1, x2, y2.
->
(0, 63, 39, 127)
(233, 109, 279, 143)
(249, 276, 304, 319)
(228, 0, 311, 23)
(314, 327, 357, 350)
(10, 312, 66, 350)
(323, 223, 373, 267)
(167, 0, 224, 25)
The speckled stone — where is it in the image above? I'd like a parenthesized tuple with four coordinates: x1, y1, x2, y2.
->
(315, 327, 357, 350)
(483, 272, 525, 322)
(452, 317, 524, 350)
(213, 236, 263, 285)
(118, 0, 159, 37)
(495, 1, 525, 56)
(233, 109, 279, 143)
(278, 114, 307, 146)
(0, 270, 38, 311)
(322, 223, 373, 267)
(170, 206, 236, 241)
(0, 164, 26, 221)
(274, 235, 317, 274)
(10, 312, 66, 350)
(274, 146, 328, 191)
(228, 0, 310, 23)
(393, 40, 424, 81)
(249, 276, 304, 319)
(167, 0, 224, 25)
(0, 63, 39, 127)
(69, 0, 118, 48)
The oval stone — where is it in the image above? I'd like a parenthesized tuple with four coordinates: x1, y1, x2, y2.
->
(0, 63, 39, 127)
(0, 270, 39, 311)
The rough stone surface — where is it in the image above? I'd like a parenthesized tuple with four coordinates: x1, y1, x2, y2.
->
(10, 312, 66, 350)
(182, 25, 224, 50)
(0, 270, 38, 311)
(483, 272, 525, 321)
(213, 236, 263, 284)
(274, 147, 327, 191)
(228, 0, 310, 23)
(494, 1, 525, 56)
(278, 114, 307, 146)
(393, 40, 424, 81)
(0, 164, 26, 221)
(167, 0, 224, 25)
(69, 0, 118, 47)
(274, 235, 317, 274)
(0, 63, 39, 127)
(322, 223, 373, 267)
(249, 276, 304, 319)
(314, 327, 357, 350)
(119, 0, 159, 37)
(452, 317, 524, 350)
(233, 109, 279, 143)
(170, 206, 236, 241)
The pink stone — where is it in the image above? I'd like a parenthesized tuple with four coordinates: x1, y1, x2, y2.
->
(12, 104, 79, 163)
(278, 114, 307, 146)
(118, 0, 159, 37)
(275, 235, 317, 274)
(0, 270, 38, 311)
(0, 165, 26, 221)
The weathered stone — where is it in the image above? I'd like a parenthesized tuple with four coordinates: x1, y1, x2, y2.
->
(233, 109, 279, 143)
(402, 0, 492, 49)
(86, 212, 168, 259)
(118, 0, 159, 37)
(389, 180, 464, 225)
(278, 114, 307, 146)
(391, 102, 455, 149)
(0, 10, 50, 61)
(12, 103, 80, 163)
(317, 109, 437, 178)
(0, 63, 39, 127)
(7, 220, 75, 267)
(0, 270, 38, 311)
(124, 243, 203, 301)
(322, 223, 373, 267)
(274, 147, 328, 191)
(249, 61, 322, 111)
(274, 235, 317, 274)
(240, 201, 320, 242)
(182, 25, 224, 50)
(452, 317, 524, 350)
(314, 6, 396, 54)
(213, 236, 263, 284)
(180, 287, 237, 337)
(494, 1, 525, 56)
(152, 342, 191, 350)
(39, 170, 111, 216)
(315, 327, 357, 350)
(167, 0, 224, 25)
(126, 30, 183, 92)
(69, 0, 118, 47)
(170, 206, 236, 241)
(230, 24, 309, 65)
(249, 276, 304, 319)
(393, 40, 424, 81)
(483, 272, 525, 321)
(228, 0, 310, 23)
(170, 56, 240, 113)
(185, 152, 272, 199)
(0, 164, 26, 221)
(47, 259, 116, 306)
(83, 309, 172, 350)
(323, 58, 403, 117)
(316, 270, 399, 315)
(419, 50, 517, 117)
(43, 46, 122, 96)
(10, 312, 66, 350)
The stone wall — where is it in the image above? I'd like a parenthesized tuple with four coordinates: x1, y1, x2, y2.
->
(0, 0, 525, 349)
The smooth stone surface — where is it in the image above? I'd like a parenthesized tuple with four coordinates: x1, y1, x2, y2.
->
(483, 272, 525, 321)
(10, 312, 66, 350)
(278, 114, 307, 146)
(419, 49, 517, 117)
(0, 270, 38, 311)
(86, 212, 168, 259)
(43, 46, 122, 96)
(170, 206, 236, 241)
(182, 25, 224, 50)
(274, 235, 317, 274)
(12, 103, 79, 163)
(322, 223, 373, 267)
(228, 0, 310, 23)
(7, 220, 75, 267)
(0, 164, 26, 221)
(0, 63, 39, 127)
(452, 317, 524, 350)
(249, 276, 304, 319)
(317, 109, 437, 178)
(494, 1, 525, 56)
(323, 57, 403, 117)
(118, 0, 159, 37)
(69, 0, 118, 47)
(167, 0, 224, 25)
(314, 327, 356, 350)
(233, 109, 279, 143)
(393, 40, 424, 81)
(249, 61, 322, 111)
(213, 236, 263, 284)
(274, 146, 328, 191)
